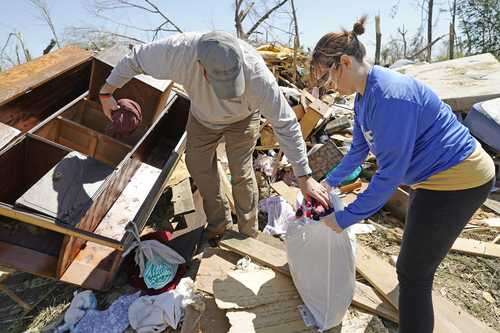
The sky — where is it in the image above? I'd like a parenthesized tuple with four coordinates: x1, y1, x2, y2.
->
(0, 0, 453, 62)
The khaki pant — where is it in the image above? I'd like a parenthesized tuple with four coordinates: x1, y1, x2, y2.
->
(185, 112, 260, 237)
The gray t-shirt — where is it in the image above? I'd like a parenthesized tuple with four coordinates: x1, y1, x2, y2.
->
(106, 32, 311, 176)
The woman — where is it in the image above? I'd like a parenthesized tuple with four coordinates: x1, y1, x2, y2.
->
(313, 17, 495, 333)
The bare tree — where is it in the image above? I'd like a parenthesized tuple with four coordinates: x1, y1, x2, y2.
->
(0, 32, 32, 71)
(397, 25, 408, 58)
(449, 0, 457, 58)
(65, 26, 145, 51)
(426, 0, 434, 61)
(234, 0, 290, 40)
(28, 0, 61, 48)
(90, 0, 182, 41)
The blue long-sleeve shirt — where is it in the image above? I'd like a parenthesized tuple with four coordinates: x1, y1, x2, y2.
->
(326, 66, 476, 228)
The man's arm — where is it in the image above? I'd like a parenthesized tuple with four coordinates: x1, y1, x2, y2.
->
(256, 67, 329, 206)
(99, 33, 196, 119)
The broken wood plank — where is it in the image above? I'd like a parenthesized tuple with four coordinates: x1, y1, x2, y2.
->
(172, 178, 195, 216)
(450, 237, 500, 259)
(484, 198, 500, 215)
(299, 108, 323, 140)
(271, 181, 300, 209)
(355, 244, 496, 333)
(371, 220, 500, 259)
(356, 245, 400, 309)
(220, 232, 399, 323)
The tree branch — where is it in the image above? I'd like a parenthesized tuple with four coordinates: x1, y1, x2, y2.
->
(246, 0, 289, 37)
(409, 33, 447, 59)
(28, 0, 61, 48)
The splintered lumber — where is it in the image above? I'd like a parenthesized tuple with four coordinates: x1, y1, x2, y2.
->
(396, 53, 500, 112)
(171, 178, 195, 216)
(271, 181, 300, 209)
(220, 232, 399, 323)
(355, 244, 496, 333)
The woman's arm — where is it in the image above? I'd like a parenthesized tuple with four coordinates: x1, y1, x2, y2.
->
(325, 115, 369, 187)
(335, 99, 420, 228)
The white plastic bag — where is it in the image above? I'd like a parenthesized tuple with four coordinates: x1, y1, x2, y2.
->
(286, 190, 356, 331)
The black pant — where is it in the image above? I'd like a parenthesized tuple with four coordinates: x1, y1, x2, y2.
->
(396, 178, 493, 333)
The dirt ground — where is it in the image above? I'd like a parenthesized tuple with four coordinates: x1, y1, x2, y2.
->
(1, 189, 498, 332)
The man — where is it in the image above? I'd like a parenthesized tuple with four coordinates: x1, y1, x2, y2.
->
(99, 31, 329, 243)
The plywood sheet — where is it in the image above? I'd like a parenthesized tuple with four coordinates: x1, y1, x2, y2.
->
(397, 53, 500, 112)
(214, 267, 299, 310)
(227, 298, 311, 333)
(15, 151, 114, 225)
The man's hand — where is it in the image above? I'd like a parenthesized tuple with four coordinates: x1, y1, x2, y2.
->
(297, 175, 330, 208)
(321, 212, 343, 233)
(99, 83, 119, 120)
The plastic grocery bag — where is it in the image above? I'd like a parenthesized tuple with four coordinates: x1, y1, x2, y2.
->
(286, 190, 356, 331)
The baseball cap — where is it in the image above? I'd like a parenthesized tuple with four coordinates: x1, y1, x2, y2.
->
(197, 31, 245, 99)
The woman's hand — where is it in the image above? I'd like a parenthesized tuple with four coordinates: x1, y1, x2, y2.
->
(297, 175, 330, 208)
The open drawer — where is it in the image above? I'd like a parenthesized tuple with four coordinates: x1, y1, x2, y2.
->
(0, 46, 190, 289)
(0, 47, 92, 151)
(0, 94, 189, 288)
